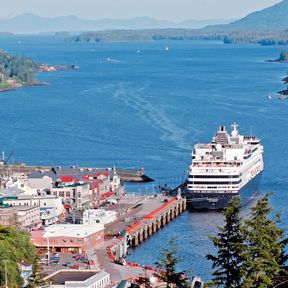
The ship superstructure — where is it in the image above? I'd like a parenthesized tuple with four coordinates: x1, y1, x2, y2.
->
(186, 123, 263, 209)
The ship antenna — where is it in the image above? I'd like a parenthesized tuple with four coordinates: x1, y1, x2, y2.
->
(231, 122, 239, 136)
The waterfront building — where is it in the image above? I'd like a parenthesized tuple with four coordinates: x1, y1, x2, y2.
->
(44, 270, 110, 288)
(81, 173, 111, 203)
(26, 166, 119, 208)
(51, 182, 92, 210)
(31, 224, 105, 254)
(6, 175, 53, 195)
(83, 209, 117, 225)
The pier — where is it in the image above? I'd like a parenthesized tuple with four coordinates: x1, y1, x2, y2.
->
(126, 196, 186, 247)
(95, 195, 187, 281)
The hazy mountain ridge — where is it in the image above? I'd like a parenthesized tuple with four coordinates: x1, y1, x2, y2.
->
(205, 0, 288, 31)
(0, 13, 233, 34)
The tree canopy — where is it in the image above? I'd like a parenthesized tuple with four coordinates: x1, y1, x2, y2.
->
(0, 225, 38, 288)
(207, 196, 245, 288)
(154, 238, 190, 288)
(0, 50, 40, 85)
(208, 195, 287, 288)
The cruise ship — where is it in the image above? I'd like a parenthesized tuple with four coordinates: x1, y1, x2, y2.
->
(186, 123, 263, 210)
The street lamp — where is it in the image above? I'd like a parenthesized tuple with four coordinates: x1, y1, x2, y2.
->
(46, 230, 53, 266)
(46, 232, 50, 266)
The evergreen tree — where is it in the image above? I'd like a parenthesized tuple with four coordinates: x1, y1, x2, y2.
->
(135, 266, 152, 288)
(154, 238, 190, 288)
(242, 194, 287, 288)
(27, 259, 46, 288)
(206, 196, 245, 288)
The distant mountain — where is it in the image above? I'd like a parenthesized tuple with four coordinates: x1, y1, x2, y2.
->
(205, 0, 288, 31)
(179, 19, 233, 29)
(0, 13, 233, 34)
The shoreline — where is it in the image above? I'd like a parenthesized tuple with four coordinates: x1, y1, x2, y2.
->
(0, 64, 79, 93)
(0, 81, 48, 93)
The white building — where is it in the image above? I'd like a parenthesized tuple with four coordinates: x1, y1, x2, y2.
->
(44, 270, 110, 288)
(40, 207, 59, 226)
(3, 195, 64, 217)
(6, 176, 53, 195)
(110, 167, 121, 192)
(17, 205, 42, 230)
(83, 209, 117, 225)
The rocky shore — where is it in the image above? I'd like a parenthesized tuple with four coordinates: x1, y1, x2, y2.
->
(0, 64, 79, 93)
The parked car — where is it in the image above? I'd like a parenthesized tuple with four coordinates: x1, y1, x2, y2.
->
(70, 264, 79, 269)
(62, 262, 71, 267)
(51, 253, 59, 258)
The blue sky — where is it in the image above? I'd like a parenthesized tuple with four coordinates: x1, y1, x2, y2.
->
(2, 0, 282, 21)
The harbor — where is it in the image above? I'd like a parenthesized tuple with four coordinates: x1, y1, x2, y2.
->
(0, 160, 187, 286)
(0, 26, 287, 287)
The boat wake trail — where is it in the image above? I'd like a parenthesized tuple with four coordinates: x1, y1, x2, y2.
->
(113, 82, 191, 151)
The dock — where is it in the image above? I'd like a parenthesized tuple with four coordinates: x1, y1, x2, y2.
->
(95, 195, 187, 281)
(126, 196, 186, 246)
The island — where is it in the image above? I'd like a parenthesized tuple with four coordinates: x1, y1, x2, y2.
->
(0, 49, 79, 92)
(66, 29, 288, 46)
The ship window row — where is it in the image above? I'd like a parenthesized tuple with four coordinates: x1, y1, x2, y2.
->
(188, 180, 242, 185)
(189, 174, 241, 179)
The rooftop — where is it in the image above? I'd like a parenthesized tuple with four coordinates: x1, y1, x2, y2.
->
(17, 205, 39, 211)
(44, 270, 109, 286)
(43, 224, 104, 238)
(47, 271, 96, 284)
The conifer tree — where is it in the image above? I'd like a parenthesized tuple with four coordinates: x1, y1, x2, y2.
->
(135, 266, 152, 288)
(27, 259, 46, 288)
(154, 238, 190, 288)
(206, 196, 245, 288)
(242, 194, 287, 288)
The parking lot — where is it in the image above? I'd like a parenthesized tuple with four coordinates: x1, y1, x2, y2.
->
(40, 252, 96, 275)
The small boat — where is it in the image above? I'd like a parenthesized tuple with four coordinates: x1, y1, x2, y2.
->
(165, 46, 169, 51)
(267, 94, 272, 99)
(278, 95, 288, 100)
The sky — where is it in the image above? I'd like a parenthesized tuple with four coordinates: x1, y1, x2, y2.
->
(1, 0, 282, 21)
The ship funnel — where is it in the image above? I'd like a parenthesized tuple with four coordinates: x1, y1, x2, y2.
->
(215, 125, 228, 145)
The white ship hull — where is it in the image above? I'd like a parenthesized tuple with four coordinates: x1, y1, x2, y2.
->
(186, 172, 262, 210)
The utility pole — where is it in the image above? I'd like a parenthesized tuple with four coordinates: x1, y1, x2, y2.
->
(3, 259, 8, 288)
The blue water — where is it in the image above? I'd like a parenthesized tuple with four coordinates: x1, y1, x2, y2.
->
(0, 36, 287, 280)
